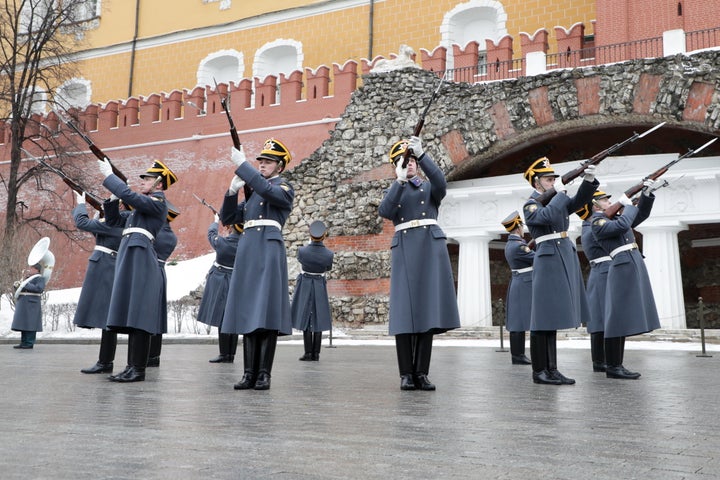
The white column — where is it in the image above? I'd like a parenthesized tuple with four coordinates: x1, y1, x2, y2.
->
(636, 223, 687, 329)
(455, 234, 494, 327)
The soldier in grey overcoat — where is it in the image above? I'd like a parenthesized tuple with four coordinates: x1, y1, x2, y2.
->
(577, 191, 613, 373)
(197, 215, 241, 363)
(590, 180, 659, 379)
(501, 211, 533, 365)
(522, 157, 598, 385)
(378, 136, 461, 391)
(97, 158, 177, 382)
(11, 265, 47, 349)
(221, 138, 295, 391)
(73, 194, 126, 374)
(147, 202, 179, 367)
(291, 220, 334, 361)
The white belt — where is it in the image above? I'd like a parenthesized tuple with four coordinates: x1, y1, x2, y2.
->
(590, 256, 612, 266)
(395, 219, 438, 232)
(534, 231, 568, 244)
(123, 227, 155, 242)
(243, 219, 282, 230)
(610, 243, 638, 258)
(94, 246, 117, 256)
(301, 270, 325, 276)
(18, 292, 42, 297)
(214, 262, 234, 271)
(512, 266, 533, 274)
(158, 259, 166, 265)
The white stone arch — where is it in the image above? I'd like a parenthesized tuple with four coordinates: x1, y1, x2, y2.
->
(55, 77, 92, 110)
(441, 0, 509, 70)
(197, 49, 245, 88)
(253, 38, 304, 80)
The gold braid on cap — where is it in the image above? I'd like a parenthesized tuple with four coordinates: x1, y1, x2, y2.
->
(145, 160, 178, 189)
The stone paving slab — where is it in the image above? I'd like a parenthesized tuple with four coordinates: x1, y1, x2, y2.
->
(1, 341, 718, 479)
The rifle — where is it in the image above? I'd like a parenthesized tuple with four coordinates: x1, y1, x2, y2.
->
(214, 78, 253, 200)
(59, 115, 128, 183)
(534, 122, 666, 206)
(603, 137, 716, 218)
(401, 71, 446, 168)
(22, 148, 105, 213)
(192, 193, 218, 215)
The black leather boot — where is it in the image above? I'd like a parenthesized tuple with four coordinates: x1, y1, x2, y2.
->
(530, 331, 561, 385)
(228, 334, 238, 362)
(146, 334, 162, 367)
(254, 331, 277, 390)
(210, 333, 234, 363)
(82, 330, 117, 373)
(110, 330, 149, 382)
(234, 334, 258, 389)
(311, 332, 322, 361)
(413, 333, 436, 390)
(547, 331, 575, 384)
(510, 331, 531, 365)
(605, 336, 640, 379)
(590, 332, 606, 372)
(396, 334, 416, 390)
(299, 330, 313, 361)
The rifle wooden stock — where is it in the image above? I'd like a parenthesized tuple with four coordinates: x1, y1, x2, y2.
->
(533, 122, 666, 206)
(215, 78, 252, 199)
(26, 151, 105, 213)
(401, 72, 446, 168)
(63, 119, 128, 183)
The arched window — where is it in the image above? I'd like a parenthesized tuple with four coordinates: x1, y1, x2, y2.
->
(441, 0, 508, 72)
(253, 39, 303, 104)
(55, 78, 92, 110)
(197, 49, 245, 88)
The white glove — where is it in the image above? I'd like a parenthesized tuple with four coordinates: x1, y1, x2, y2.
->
(408, 136, 424, 159)
(75, 191, 86, 204)
(109, 194, 119, 202)
(213, 214, 220, 223)
(554, 176, 566, 193)
(13, 280, 21, 289)
(583, 164, 596, 182)
(231, 146, 246, 167)
(642, 178, 655, 196)
(228, 175, 245, 195)
(98, 158, 113, 178)
(618, 193, 633, 206)
(395, 162, 408, 183)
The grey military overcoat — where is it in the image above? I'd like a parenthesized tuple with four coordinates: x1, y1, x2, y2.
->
(378, 153, 460, 336)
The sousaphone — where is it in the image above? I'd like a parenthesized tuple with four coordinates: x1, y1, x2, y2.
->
(14, 237, 55, 299)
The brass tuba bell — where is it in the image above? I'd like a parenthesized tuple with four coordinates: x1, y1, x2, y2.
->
(27, 237, 55, 282)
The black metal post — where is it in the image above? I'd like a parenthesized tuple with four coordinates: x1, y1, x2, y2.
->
(697, 297, 712, 358)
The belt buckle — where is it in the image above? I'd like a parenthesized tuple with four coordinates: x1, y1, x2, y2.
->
(560, 231, 568, 239)
(409, 220, 420, 228)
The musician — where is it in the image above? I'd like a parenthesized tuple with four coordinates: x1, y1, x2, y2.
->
(197, 214, 241, 363)
(501, 211, 533, 365)
(221, 138, 295, 390)
(576, 191, 613, 373)
(522, 157, 598, 385)
(590, 180, 659, 379)
(291, 220, 334, 361)
(97, 158, 178, 382)
(378, 136, 460, 391)
(147, 202, 180, 368)
(11, 264, 46, 349)
(73, 193, 126, 373)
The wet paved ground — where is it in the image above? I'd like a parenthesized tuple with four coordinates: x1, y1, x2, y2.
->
(1, 339, 719, 479)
